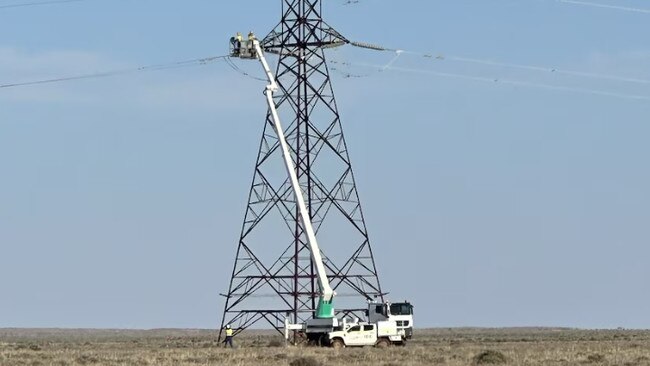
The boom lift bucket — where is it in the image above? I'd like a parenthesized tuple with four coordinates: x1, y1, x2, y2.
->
(230, 38, 258, 59)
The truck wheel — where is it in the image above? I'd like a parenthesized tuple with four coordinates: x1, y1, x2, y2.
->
(331, 339, 345, 349)
(375, 338, 391, 348)
(318, 335, 328, 347)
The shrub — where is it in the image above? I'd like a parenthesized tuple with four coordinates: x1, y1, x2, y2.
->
(290, 356, 322, 366)
(586, 354, 605, 363)
(268, 339, 284, 347)
(474, 350, 507, 365)
(76, 354, 100, 365)
(432, 356, 446, 364)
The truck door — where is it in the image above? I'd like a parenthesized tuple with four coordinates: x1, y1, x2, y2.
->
(345, 325, 363, 346)
(362, 324, 377, 344)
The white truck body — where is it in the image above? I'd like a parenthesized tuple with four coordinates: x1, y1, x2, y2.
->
(327, 321, 404, 348)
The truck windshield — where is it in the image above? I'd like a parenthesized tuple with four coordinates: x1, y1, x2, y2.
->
(390, 303, 413, 315)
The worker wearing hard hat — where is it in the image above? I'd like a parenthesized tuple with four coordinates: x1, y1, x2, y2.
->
(224, 324, 234, 348)
(231, 32, 243, 56)
(244, 32, 257, 56)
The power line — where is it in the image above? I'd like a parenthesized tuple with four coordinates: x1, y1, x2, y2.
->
(556, 0, 650, 15)
(446, 56, 650, 85)
(0, 55, 228, 89)
(0, 0, 86, 9)
(349, 41, 650, 85)
(349, 61, 650, 102)
(224, 57, 266, 82)
(335, 40, 650, 101)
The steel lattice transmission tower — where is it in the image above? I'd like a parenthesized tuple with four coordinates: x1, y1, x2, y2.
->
(219, 0, 384, 339)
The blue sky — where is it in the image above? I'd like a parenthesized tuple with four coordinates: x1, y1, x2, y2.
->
(1, 0, 649, 329)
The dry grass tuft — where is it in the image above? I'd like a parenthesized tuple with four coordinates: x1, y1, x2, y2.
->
(76, 354, 100, 365)
(585, 353, 606, 363)
(290, 356, 322, 366)
(474, 350, 507, 365)
(268, 339, 285, 348)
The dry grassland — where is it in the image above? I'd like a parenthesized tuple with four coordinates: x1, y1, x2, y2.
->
(1, 328, 649, 365)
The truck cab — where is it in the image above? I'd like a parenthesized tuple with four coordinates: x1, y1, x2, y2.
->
(368, 301, 414, 339)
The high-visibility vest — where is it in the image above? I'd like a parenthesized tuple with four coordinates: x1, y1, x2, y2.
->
(225, 328, 233, 337)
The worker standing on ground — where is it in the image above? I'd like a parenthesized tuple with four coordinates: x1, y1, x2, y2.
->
(224, 325, 234, 348)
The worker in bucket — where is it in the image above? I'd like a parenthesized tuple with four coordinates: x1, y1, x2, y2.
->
(231, 32, 243, 56)
(224, 324, 234, 348)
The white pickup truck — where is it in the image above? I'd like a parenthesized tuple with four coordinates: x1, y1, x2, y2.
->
(327, 321, 405, 348)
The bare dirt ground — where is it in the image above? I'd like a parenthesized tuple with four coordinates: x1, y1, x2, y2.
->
(1, 328, 649, 365)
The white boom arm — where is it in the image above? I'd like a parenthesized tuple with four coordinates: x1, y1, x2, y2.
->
(252, 40, 335, 305)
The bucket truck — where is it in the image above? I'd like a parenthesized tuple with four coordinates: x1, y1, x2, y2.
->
(230, 34, 413, 347)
